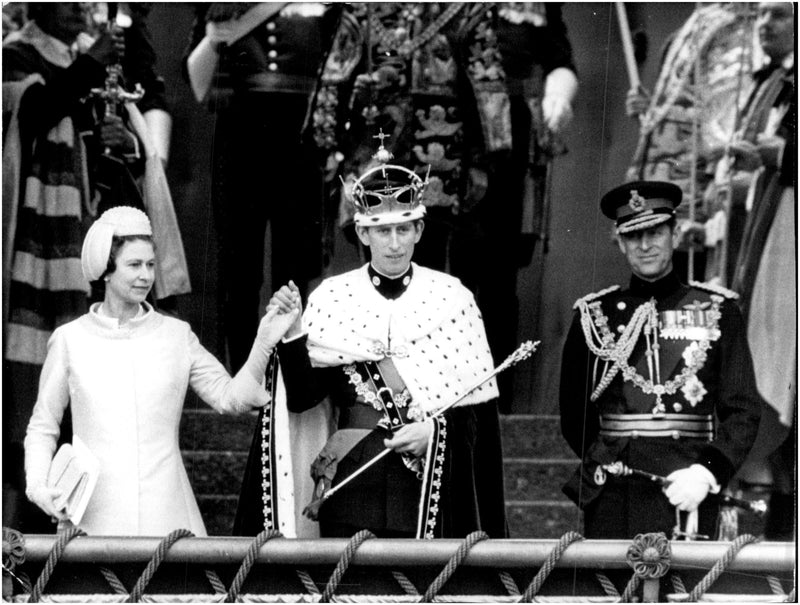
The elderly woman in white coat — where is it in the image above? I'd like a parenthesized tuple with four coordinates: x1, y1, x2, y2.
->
(24, 206, 298, 536)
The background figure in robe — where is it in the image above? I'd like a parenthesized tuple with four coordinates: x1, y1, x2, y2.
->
(184, 3, 340, 372)
(448, 3, 577, 414)
(719, 1, 795, 540)
(625, 3, 758, 283)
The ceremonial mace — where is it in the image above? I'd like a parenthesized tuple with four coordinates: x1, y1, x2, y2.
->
(602, 461, 767, 515)
(303, 340, 540, 517)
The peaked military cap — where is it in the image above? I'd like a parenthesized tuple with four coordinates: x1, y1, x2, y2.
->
(600, 180, 682, 234)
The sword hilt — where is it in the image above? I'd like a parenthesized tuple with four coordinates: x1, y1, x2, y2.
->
(602, 461, 768, 516)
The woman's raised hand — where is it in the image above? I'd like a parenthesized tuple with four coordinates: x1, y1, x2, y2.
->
(259, 281, 303, 347)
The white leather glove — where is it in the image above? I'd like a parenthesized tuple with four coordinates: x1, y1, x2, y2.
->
(542, 67, 578, 134)
(664, 464, 719, 512)
(26, 484, 68, 521)
(542, 94, 574, 134)
(241, 303, 300, 384)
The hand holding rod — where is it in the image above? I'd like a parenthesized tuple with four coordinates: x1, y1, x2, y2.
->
(307, 341, 540, 509)
(87, 7, 144, 155)
(602, 461, 768, 516)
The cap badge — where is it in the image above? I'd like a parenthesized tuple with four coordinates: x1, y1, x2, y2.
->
(628, 190, 646, 212)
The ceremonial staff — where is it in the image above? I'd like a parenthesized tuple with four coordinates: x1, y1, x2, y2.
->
(602, 461, 767, 515)
(614, 3, 641, 92)
(304, 340, 539, 517)
(83, 3, 147, 209)
(614, 2, 643, 126)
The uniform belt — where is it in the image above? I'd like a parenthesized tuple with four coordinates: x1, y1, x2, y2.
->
(599, 413, 713, 440)
(338, 404, 385, 431)
(243, 73, 317, 94)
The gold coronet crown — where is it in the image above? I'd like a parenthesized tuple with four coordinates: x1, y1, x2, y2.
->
(346, 130, 430, 226)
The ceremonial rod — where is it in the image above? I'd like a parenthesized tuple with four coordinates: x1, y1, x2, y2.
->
(305, 341, 539, 514)
(602, 462, 767, 515)
(614, 2, 641, 91)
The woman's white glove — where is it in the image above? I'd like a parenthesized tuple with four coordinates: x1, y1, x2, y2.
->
(664, 464, 718, 512)
(242, 303, 301, 384)
(267, 281, 304, 339)
(256, 303, 301, 351)
(26, 484, 68, 521)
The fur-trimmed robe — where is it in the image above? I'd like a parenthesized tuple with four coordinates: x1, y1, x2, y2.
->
(234, 264, 508, 538)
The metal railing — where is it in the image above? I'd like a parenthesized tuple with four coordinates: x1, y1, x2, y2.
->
(3, 528, 796, 603)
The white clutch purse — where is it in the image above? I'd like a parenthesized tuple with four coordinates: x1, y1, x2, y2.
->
(46, 436, 100, 526)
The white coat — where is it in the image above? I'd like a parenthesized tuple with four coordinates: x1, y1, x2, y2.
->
(24, 303, 267, 536)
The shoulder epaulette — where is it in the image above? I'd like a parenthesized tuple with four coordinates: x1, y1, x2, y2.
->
(573, 285, 621, 309)
(689, 280, 740, 300)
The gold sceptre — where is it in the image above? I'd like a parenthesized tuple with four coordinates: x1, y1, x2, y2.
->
(303, 340, 540, 518)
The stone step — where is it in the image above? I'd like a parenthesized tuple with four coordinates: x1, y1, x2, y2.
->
(498, 414, 575, 459)
(183, 451, 577, 503)
(504, 458, 576, 502)
(179, 409, 257, 452)
(179, 410, 572, 459)
(506, 501, 583, 539)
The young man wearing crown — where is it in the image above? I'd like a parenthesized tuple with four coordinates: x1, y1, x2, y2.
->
(234, 144, 508, 539)
(559, 180, 762, 540)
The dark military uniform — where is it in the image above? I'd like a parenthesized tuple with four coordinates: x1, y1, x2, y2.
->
(186, 4, 341, 371)
(559, 181, 761, 539)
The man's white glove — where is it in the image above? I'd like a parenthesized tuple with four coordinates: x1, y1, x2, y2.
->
(542, 94, 574, 134)
(664, 464, 719, 512)
(542, 67, 578, 134)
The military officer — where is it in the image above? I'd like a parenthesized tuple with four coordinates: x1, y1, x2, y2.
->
(559, 181, 761, 539)
(185, 3, 341, 371)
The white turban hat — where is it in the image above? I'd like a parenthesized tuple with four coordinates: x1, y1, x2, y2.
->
(81, 206, 153, 281)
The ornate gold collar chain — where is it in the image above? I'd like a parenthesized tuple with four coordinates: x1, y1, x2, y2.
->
(368, 3, 465, 58)
(578, 296, 723, 415)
